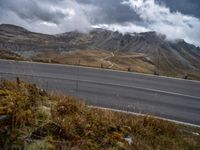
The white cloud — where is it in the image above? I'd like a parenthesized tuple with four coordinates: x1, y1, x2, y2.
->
(121, 0, 200, 46)
(1, 0, 200, 47)
(0, 0, 93, 34)
(92, 23, 150, 33)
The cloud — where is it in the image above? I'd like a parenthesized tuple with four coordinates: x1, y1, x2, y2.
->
(0, 0, 199, 46)
(0, 0, 93, 34)
(161, 0, 200, 18)
(92, 23, 150, 33)
(76, 0, 200, 24)
(121, 0, 200, 46)
(76, 0, 140, 24)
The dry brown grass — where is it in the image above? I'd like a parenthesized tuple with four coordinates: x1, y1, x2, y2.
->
(31, 49, 155, 74)
(0, 80, 200, 149)
(31, 49, 200, 80)
(0, 49, 23, 60)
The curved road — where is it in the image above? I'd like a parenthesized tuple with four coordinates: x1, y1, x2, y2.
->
(0, 59, 200, 125)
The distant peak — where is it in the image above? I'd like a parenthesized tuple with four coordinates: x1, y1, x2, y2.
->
(0, 24, 28, 32)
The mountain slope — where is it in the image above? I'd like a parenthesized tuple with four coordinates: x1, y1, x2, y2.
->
(0, 24, 200, 78)
(59, 28, 200, 75)
(0, 24, 72, 55)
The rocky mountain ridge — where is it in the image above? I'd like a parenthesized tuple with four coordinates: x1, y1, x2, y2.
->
(0, 24, 200, 76)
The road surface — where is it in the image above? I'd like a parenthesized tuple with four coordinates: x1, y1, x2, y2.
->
(0, 59, 200, 125)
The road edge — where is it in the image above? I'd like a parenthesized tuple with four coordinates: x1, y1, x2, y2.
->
(89, 106, 200, 128)
(0, 59, 200, 84)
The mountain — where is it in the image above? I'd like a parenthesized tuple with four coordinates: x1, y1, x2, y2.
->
(0, 24, 71, 54)
(0, 24, 200, 78)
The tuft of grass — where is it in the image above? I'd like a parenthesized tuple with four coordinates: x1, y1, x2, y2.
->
(0, 80, 200, 149)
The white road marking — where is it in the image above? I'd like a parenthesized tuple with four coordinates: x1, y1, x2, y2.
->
(89, 106, 200, 128)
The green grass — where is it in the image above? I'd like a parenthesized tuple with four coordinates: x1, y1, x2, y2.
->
(0, 80, 200, 150)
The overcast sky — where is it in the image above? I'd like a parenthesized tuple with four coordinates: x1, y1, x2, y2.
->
(0, 0, 200, 46)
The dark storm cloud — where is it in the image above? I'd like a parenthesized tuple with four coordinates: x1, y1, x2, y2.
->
(160, 0, 200, 18)
(0, 0, 92, 33)
(76, 0, 140, 24)
(0, 0, 199, 27)
(0, 0, 199, 46)
(0, 0, 68, 24)
(76, 0, 200, 24)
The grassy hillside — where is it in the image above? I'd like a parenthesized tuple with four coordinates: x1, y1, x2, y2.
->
(1, 48, 200, 80)
(0, 80, 200, 149)
(31, 49, 155, 74)
(31, 49, 200, 80)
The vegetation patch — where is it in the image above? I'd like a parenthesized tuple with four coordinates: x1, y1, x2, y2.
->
(0, 50, 23, 60)
(0, 80, 200, 149)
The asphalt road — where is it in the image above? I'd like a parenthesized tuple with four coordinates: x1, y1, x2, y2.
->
(0, 59, 200, 125)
